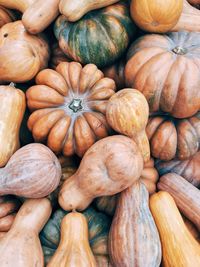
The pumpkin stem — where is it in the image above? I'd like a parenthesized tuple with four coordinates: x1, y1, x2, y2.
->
(68, 99, 83, 113)
(172, 46, 187, 55)
(9, 82, 16, 88)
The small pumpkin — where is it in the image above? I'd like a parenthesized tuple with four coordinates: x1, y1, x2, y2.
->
(0, 143, 61, 198)
(54, 2, 135, 67)
(59, 135, 143, 211)
(125, 31, 200, 118)
(106, 88, 150, 162)
(0, 6, 16, 28)
(0, 84, 25, 167)
(150, 191, 200, 267)
(146, 112, 200, 161)
(156, 151, 200, 187)
(27, 61, 116, 157)
(0, 20, 49, 83)
(109, 181, 161, 267)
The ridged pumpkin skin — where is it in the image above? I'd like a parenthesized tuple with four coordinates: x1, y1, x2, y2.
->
(47, 212, 97, 267)
(0, 0, 59, 33)
(40, 207, 111, 265)
(27, 62, 116, 157)
(109, 181, 161, 267)
(59, 0, 120, 22)
(150, 191, 200, 267)
(0, 6, 16, 27)
(0, 21, 49, 83)
(158, 173, 200, 231)
(0, 198, 52, 267)
(59, 135, 143, 211)
(130, 0, 183, 33)
(106, 88, 150, 162)
(147, 113, 200, 161)
(54, 2, 135, 67)
(125, 32, 200, 118)
(0, 85, 25, 167)
(0, 143, 61, 198)
(156, 151, 200, 187)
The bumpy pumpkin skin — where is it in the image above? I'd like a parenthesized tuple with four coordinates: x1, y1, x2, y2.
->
(147, 112, 200, 161)
(54, 2, 135, 68)
(27, 62, 116, 157)
(125, 32, 200, 118)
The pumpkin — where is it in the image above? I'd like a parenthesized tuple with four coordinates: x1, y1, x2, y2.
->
(59, 135, 143, 211)
(0, 198, 52, 267)
(109, 181, 161, 267)
(173, 0, 200, 32)
(158, 173, 200, 230)
(50, 43, 70, 70)
(125, 31, 200, 118)
(26, 61, 116, 157)
(0, 0, 59, 33)
(183, 216, 200, 243)
(0, 6, 16, 28)
(146, 112, 200, 161)
(54, 2, 135, 67)
(106, 88, 150, 162)
(0, 143, 61, 198)
(40, 207, 111, 265)
(0, 84, 25, 167)
(150, 191, 200, 267)
(156, 151, 200, 187)
(0, 21, 49, 83)
(130, 0, 183, 33)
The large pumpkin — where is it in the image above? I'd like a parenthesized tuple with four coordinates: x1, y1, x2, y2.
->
(54, 2, 135, 68)
(146, 112, 200, 161)
(26, 61, 116, 157)
(125, 31, 200, 118)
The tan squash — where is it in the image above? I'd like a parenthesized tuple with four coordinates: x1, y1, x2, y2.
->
(109, 181, 161, 267)
(130, 0, 183, 33)
(0, 21, 49, 83)
(0, 0, 59, 33)
(106, 88, 150, 162)
(0, 84, 25, 167)
(59, 0, 120, 22)
(47, 211, 97, 267)
(59, 135, 143, 211)
(150, 191, 200, 267)
(157, 173, 200, 230)
(0, 143, 61, 198)
(0, 6, 16, 28)
(0, 198, 52, 267)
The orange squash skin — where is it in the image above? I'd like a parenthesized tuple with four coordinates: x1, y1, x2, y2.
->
(0, 6, 16, 28)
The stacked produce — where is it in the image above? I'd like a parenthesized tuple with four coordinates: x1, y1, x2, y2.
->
(0, 0, 199, 266)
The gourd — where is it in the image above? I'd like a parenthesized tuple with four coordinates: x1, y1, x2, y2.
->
(0, 84, 25, 167)
(0, 198, 52, 267)
(26, 61, 116, 157)
(59, 0, 120, 22)
(158, 173, 200, 230)
(0, 6, 16, 28)
(146, 112, 200, 161)
(40, 207, 111, 265)
(130, 0, 183, 33)
(106, 88, 150, 162)
(155, 151, 200, 187)
(0, 21, 49, 83)
(0, 143, 61, 198)
(54, 2, 135, 67)
(59, 135, 143, 211)
(125, 31, 200, 118)
(47, 211, 97, 267)
(0, 0, 59, 33)
(150, 191, 200, 267)
(109, 181, 161, 267)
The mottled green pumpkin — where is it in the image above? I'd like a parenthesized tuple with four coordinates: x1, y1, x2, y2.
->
(40, 207, 111, 265)
(54, 1, 135, 67)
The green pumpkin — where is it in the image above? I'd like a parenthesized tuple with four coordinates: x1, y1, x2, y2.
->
(40, 207, 111, 265)
(54, 1, 136, 67)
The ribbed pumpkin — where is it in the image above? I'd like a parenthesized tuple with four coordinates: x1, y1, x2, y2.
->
(147, 112, 200, 161)
(0, 6, 16, 28)
(125, 31, 200, 118)
(54, 2, 135, 67)
(26, 61, 116, 157)
(40, 207, 111, 265)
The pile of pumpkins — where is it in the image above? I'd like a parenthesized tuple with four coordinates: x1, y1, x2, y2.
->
(0, 0, 200, 266)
